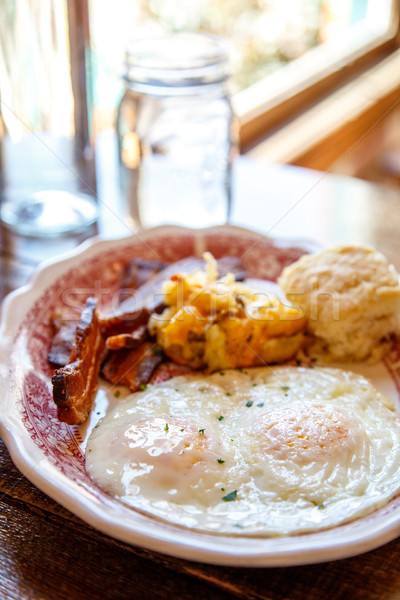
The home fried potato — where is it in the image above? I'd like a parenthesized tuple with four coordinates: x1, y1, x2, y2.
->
(149, 253, 306, 371)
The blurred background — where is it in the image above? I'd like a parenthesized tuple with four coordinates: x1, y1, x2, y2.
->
(0, 0, 399, 215)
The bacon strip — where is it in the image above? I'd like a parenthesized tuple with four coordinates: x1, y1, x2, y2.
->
(52, 298, 105, 424)
(119, 257, 168, 291)
(48, 312, 79, 367)
(101, 341, 163, 391)
(105, 325, 148, 350)
(150, 361, 195, 383)
(106, 257, 206, 318)
(100, 308, 154, 338)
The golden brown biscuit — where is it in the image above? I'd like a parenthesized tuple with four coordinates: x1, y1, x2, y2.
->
(278, 244, 400, 362)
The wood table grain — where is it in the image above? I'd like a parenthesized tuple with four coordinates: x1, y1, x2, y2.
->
(2, 156, 400, 599)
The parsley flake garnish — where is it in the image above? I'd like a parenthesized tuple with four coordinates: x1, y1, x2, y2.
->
(281, 386, 290, 392)
(140, 384, 147, 391)
(226, 392, 232, 396)
(217, 458, 225, 464)
(164, 423, 169, 431)
(246, 400, 253, 407)
(317, 503, 325, 510)
(198, 428, 205, 434)
(222, 490, 237, 502)
(256, 403, 264, 407)
(114, 389, 121, 398)
(220, 371, 225, 376)
(218, 415, 224, 421)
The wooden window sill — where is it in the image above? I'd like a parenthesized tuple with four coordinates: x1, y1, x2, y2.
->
(244, 48, 400, 172)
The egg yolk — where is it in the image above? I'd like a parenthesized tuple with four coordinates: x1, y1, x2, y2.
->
(116, 416, 227, 504)
(253, 404, 363, 466)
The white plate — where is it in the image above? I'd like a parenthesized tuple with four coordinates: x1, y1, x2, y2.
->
(1, 224, 400, 567)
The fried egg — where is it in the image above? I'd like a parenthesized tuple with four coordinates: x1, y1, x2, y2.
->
(85, 366, 400, 535)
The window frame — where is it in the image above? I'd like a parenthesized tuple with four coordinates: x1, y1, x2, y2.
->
(235, 1, 400, 153)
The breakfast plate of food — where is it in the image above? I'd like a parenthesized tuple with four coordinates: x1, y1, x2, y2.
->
(1, 224, 400, 567)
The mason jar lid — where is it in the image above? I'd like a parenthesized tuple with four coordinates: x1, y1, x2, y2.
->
(123, 32, 229, 90)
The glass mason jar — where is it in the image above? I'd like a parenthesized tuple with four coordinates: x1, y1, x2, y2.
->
(117, 33, 238, 229)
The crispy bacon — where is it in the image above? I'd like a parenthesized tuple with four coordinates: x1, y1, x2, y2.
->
(101, 341, 163, 391)
(119, 257, 167, 293)
(105, 325, 148, 350)
(100, 308, 154, 338)
(107, 256, 207, 318)
(150, 361, 195, 383)
(52, 298, 105, 424)
(48, 312, 79, 367)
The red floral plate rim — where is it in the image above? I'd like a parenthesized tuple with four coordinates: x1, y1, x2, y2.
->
(1, 224, 400, 568)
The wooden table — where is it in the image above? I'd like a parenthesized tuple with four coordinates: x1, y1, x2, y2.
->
(2, 155, 400, 599)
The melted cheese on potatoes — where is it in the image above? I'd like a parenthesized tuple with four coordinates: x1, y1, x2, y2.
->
(148, 253, 306, 371)
(86, 366, 400, 536)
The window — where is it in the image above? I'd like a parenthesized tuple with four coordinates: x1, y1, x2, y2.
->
(1, 1, 398, 174)
(88, 0, 400, 153)
(236, 0, 400, 151)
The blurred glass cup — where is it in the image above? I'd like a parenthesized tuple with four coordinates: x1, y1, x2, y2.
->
(0, 0, 97, 237)
(117, 32, 238, 230)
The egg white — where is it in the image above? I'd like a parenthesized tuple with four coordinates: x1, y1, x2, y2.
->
(85, 366, 400, 535)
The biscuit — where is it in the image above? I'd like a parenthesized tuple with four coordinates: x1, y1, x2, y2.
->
(278, 244, 400, 362)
